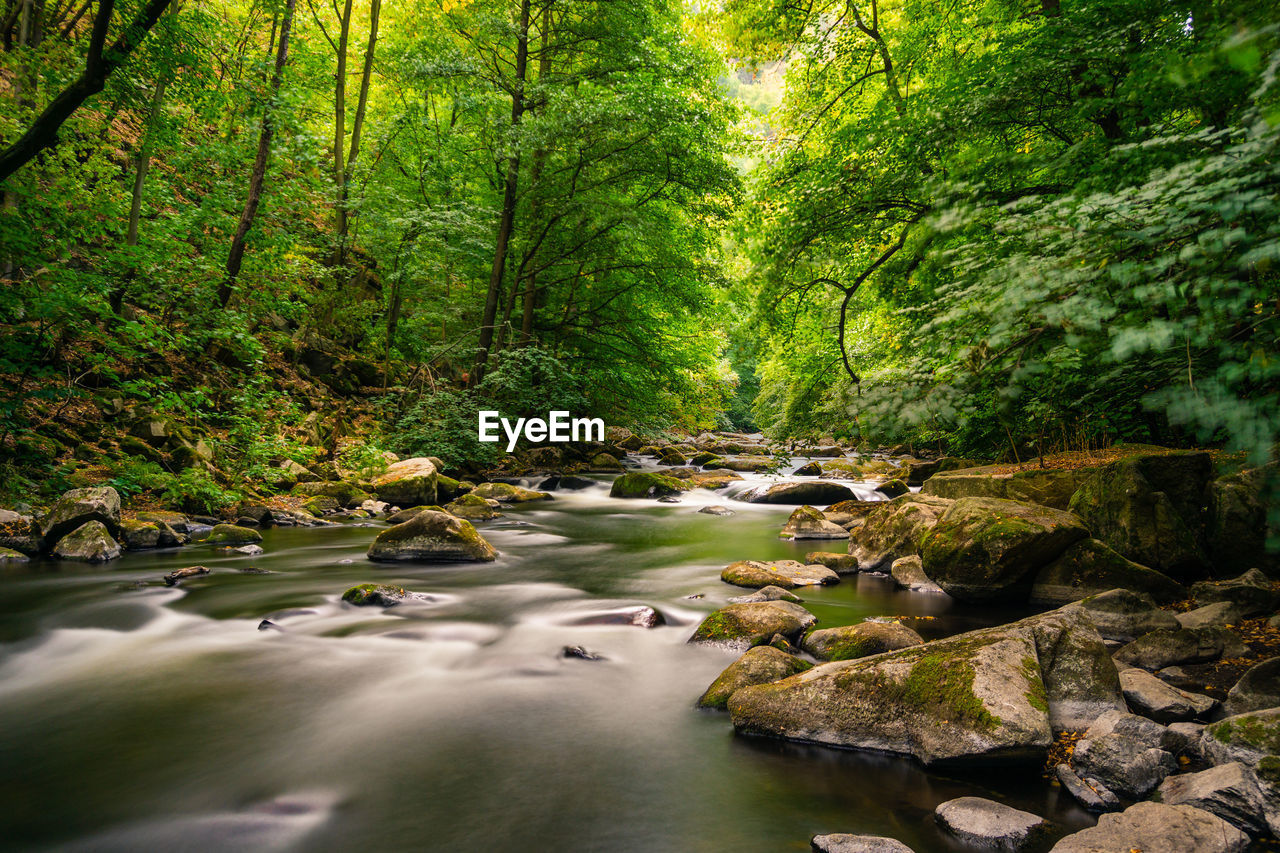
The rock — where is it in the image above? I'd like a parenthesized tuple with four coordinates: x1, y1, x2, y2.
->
(779, 505, 849, 540)
(341, 583, 436, 606)
(1156, 762, 1270, 836)
(1071, 710, 1176, 798)
(697, 646, 813, 710)
(119, 519, 162, 551)
(258, 619, 278, 631)
(1030, 538, 1185, 606)
(934, 797, 1047, 851)
(0, 547, 29, 563)
(470, 482, 552, 503)
(231, 544, 264, 556)
(920, 497, 1089, 603)
(1054, 764, 1118, 812)
(446, 494, 502, 520)
(609, 472, 691, 499)
(728, 585, 803, 604)
(164, 565, 209, 586)
(1224, 657, 1280, 716)
(658, 447, 688, 466)
(370, 457, 439, 506)
(690, 451, 723, 467)
(540, 474, 595, 491)
(889, 555, 945, 593)
(811, 834, 915, 853)
(303, 495, 340, 515)
(386, 506, 431, 525)
(800, 621, 924, 661)
(568, 605, 666, 628)
(740, 481, 857, 505)
(52, 521, 122, 563)
(1047, 801, 1248, 853)
(291, 480, 371, 507)
(1205, 466, 1277, 574)
(1178, 601, 1246, 629)
(688, 601, 817, 650)
(1119, 667, 1217, 723)
(1113, 627, 1249, 671)
(278, 458, 317, 483)
(1191, 569, 1279, 617)
(802, 552, 855, 574)
(721, 559, 839, 589)
(1067, 451, 1212, 578)
(793, 461, 823, 476)
(1166, 721, 1206, 757)
(847, 494, 954, 572)
(905, 457, 979, 487)
(698, 505, 734, 516)
(728, 606, 1123, 764)
(562, 645, 605, 661)
(1069, 588, 1180, 643)
(205, 524, 262, 546)
(922, 464, 1090, 509)
(366, 510, 498, 562)
(39, 486, 121, 545)
(1202, 707, 1280, 768)
(718, 456, 775, 472)
(875, 479, 909, 499)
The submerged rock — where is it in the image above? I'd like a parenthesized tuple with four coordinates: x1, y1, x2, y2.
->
(40, 486, 122, 546)
(52, 521, 122, 563)
(562, 645, 605, 661)
(847, 494, 954, 572)
(697, 645, 812, 710)
(721, 559, 839, 589)
(740, 481, 856, 505)
(728, 585, 803, 604)
(779, 505, 849, 540)
(367, 510, 498, 562)
(1030, 538, 1185, 606)
(568, 605, 665, 628)
(688, 601, 817, 650)
(698, 505, 735, 516)
(1048, 801, 1248, 853)
(800, 620, 923, 661)
(341, 583, 437, 607)
(609, 472, 691, 499)
(934, 797, 1047, 851)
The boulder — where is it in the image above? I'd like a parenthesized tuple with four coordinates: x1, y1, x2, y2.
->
(205, 524, 262, 546)
(810, 835, 914, 853)
(1113, 627, 1249, 671)
(1054, 764, 1118, 812)
(0, 547, 29, 563)
(370, 457, 438, 506)
(728, 606, 1123, 765)
(341, 583, 437, 607)
(934, 797, 1047, 851)
(609, 472, 691, 499)
(52, 521, 121, 563)
(445, 494, 501, 520)
(589, 452, 623, 472)
(40, 486, 121, 545)
(793, 461, 823, 476)
(875, 479, 909, 499)
(1068, 588, 1180, 643)
(718, 456, 775, 472)
(303, 495, 340, 516)
(846, 495, 955, 572)
(1202, 708, 1280, 769)
(728, 585, 803, 604)
(699, 505, 734, 517)
(779, 506, 850, 540)
(470, 482, 552, 503)
(366, 510, 498, 563)
(922, 464, 1088, 509)
(687, 601, 817, 650)
(1191, 569, 1278, 617)
(658, 447, 688, 466)
(800, 621, 924, 661)
(1156, 762, 1270, 837)
(741, 481, 857, 505)
(1070, 710, 1176, 798)
(905, 457, 979, 487)
(1205, 466, 1277, 573)
(1118, 667, 1217, 723)
(721, 559, 839, 589)
(890, 555, 944, 593)
(1029, 539, 1185, 607)
(386, 506, 431, 525)
(805, 551, 858, 573)
(1067, 452, 1211, 578)
(1224, 657, 1280, 717)
(920, 497, 1089, 603)
(568, 606, 665, 628)
(1178, 601, 1246, 629)
(291, 481, 370, 508)
(119, 519, 162, 551)
(697, 646, 813, 709)
(1047, 802, 1248, 853)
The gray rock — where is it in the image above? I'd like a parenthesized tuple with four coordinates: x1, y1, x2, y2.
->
(1192, 568, 1279, 617)
(728, 585, 803, 604)
(889, 555, 944, 593)
(779, 505, 850, 540)
(1224, 657, 1280, 716)
(370, 457, 439, 506)
(934, 797, 1047, 850)
(740, 481, 857, 505)
(0, 547, 30, 563)
(1201, 707, 1280, 769)
(848, 494, 954, 572)
(1113, 627, 1249, 670)
(811, 835, 914, 853)
(1119, 667, 1217, 723)
(721, 559, 839, 589)
(688, 601, 817, 650)
(367, 510, 498, 562)
(1054, 764, 1118, 812)
(568, 606, 665, 628)
(119, 519, 162, 551)
(1030, 538, 1185, 606)
(40, 486, 122, 545)
(1048, 801, 1248, 853)
(52, 521, 122, 563)
(1071, 709, 1176, 798)
(1177, 601, 1246, 629)
(697, 645, 812, 709)
(800, 621, 924, 661)
(1070, 588, 1180, 642)
(1165, 721, 1206, 758)
(1157, 762, 1270, 836)
(698, 505, 735, 516)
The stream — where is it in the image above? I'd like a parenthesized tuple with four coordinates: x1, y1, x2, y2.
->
(0, 462, 1097, 852)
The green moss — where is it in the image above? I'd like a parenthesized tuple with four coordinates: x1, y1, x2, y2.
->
(609, 472, 691, 499)
(1022, 655, 1049, 713)
(1256, 756, 1280, 787)
(342, 583, 406, 605)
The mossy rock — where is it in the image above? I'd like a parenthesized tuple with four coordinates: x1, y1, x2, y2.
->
(691, 451, 723, 467)
(875, 479, 910, 499)
(609, 472, 691, 499)
(590, 452, 624, 471)
(303, 495, 340, 516)
(848, 494, 954, 571)
(0, 547, 30, 563)
(804, 551, 859, 573)
(52, 521, 122, 563)
(1203, 707, 1280, 768)
(471, 482, 552, 503)
(342, 583, 417, 607)
(40, 486, 122, 546)
(721, 559, 839, 589)
(1029, 538, 1186, 606)
(367, 510, 497, 563)
(779, 505, 849, 540)
(291, 481, 370, 507)
(687, 600, 817, 650)
(205, 524, 262, 546)
(435, 474, 462, 502)
(445, 495, 501, 520)
(370, 458, 439, 507)
(119, 519, 162, 551)
(801, 620, 924, 661)
(697, 646, 812, 710)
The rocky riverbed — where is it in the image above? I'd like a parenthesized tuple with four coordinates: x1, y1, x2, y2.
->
(0, 433, 1277, 851)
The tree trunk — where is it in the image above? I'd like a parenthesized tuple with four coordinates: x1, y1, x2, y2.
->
(219, 0, 296, 309)
(519, 3, 552, 345)
(471, 0, 531, 385)
(331, 0, 352, 265)
(338, 0, 379, 264)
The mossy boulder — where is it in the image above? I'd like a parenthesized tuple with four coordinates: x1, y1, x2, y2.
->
(801, 620, 924, 661)
(39, 486, 121, 546)
(1224, 658, 1280, 717)
(1030, 538, 1186, 606)
(687, 601, 817, 650)
(696, 646, 812, 710)
(470, 482, 552, 503)
(341, 583, 436, 607)
(292, 480, 370, 508)
(1203, 708, 1280, 769)
(367, 510, 497, 563)
(779, 505, 849, 540)
(690, 451, 723, 467)
(386, 505, 432, 524)
(805, 551, 859, 573)
(721, 559, 839, 589)
(609, 472, 691, 499)
(206, 524, 262, 546)
(875, 479, 910, 499)
(119, 519, 162, 551)
(920, 497, 1089, 603)
(718, 456, 775, 472)
(303, 495, 340, 516)
(741, 481, 857, 505)
(1205, 466, 1277, 574)
(906, 456, 980, 487)
(1191, 569, 1279, 617)
(847, 494, 954, 572)
(370, 457, 439, 506)
(1113, 626, 1249, 671)
(0, 547, 29, 563)
(1067, 588, 1179, 643)
(445, 493, 501, 520)
(727, 605, 1124, 765)
(589, 452, 623, 472)
(922, 464, 1090, 510)
(435, 474, 462, 502)
(52, 521, 122, 563)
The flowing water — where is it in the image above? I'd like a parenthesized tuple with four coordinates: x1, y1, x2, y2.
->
(0, 463, 1096, 852)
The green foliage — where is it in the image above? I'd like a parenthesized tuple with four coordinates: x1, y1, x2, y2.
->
(160, 467, 241, 516)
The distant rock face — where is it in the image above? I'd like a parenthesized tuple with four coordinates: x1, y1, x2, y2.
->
(687, 601, 817, 651)
(934, 797, 1047, 851)
(1048, 802, 1249, 853)
(728, 606, 1123, 765)
(697, 645, 812, 710)
(779, 505, 850, 540)
(740, 481, 856, 505)
(370, 457, 439, 506)
(847, 494, 954, 572)
(52, 520, 122, 563)
(920, 497, 1089, 603)
(800, 621, 924, 661)
(1029, 538, 1185, 606)
(721, 559, 839, 590)
(40, 486, 122, 546)
(366, 510, 498, 563)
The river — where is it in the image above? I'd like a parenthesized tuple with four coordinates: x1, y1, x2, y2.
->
(0, 462, 1096, 851)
